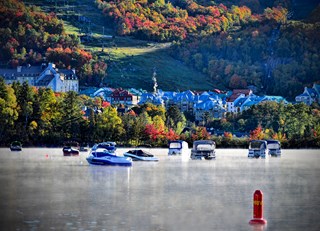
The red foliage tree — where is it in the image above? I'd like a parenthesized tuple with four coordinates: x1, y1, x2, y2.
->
(250, 125, 264, 140)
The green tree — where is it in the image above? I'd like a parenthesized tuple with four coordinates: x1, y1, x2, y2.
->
(0, 77, 18, 144)
(59, 91, 83, 141)
(166, 105, 186, 132)
(32, 87, 58, 144)
(12, 81, 35, 143)
(95, 106, 124, 142)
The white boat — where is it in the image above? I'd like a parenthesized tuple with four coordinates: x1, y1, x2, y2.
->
(168, 140, 189, 156)
(248, 140, 268, 158)
(123, 149, 159, 161)
(190, 140, 216, 160)
(266, 140, 281, 157)
(86, 143, 132, 166)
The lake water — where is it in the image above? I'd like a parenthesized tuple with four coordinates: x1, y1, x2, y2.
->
(0, 148, 319, 231)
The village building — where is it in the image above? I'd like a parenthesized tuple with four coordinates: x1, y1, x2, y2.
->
(226, 89, 253, 113)
(0, 63, 79, 93)
(110, 88, 139, 106)
(295, 84, 320, 105)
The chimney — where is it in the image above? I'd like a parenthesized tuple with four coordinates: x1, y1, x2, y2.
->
(17, 66, 22, 73)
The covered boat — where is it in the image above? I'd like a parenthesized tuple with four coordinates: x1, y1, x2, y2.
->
(266, 140, 281, 157)
(10, 141, 22, 151)
(86, 143, 132, 166)
(168, 140, 189, 156)
(248, 140, 268, 158)
(123, 149, 159, 161)
(190, 140, 216, 160)
(62, 141, 80, 156)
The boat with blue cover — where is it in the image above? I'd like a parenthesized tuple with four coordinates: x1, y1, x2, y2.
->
(123, 149, 159, 161)
(86, 142, 132, 166)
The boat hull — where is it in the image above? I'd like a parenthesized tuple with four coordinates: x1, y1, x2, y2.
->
(63, 148, 80, 156)
(123, 153, 158, 161)
(10, 146, 22, 151)
(190, 150, 215, 160)
(86, 156, 132, 166)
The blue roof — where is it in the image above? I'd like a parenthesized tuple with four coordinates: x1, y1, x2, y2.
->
(306, 88, 317, 97)
(139, 93, 163, 105)
(313, 84, 320, 93)
(242, 100, 260, 107)
(262, 95, 288, 103)
(234, 98, 247, 107)
(194, 99, 224, 110)
(296, 92, 309, 97)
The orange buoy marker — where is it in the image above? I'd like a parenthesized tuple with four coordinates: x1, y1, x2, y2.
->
(249, 190, 267, 225)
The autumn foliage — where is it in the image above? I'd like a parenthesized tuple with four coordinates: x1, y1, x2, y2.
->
(0, 0, 92, 71)
(250, 125, 265, 140)
(95, 0, 256, 42)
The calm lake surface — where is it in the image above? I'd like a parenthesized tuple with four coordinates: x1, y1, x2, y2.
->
(0, 148, 319, 231)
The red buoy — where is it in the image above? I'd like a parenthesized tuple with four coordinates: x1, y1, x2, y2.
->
(249, 190, 267, 225)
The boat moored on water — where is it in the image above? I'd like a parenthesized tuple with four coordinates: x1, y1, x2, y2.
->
(168, 140, 189, 157)
(10, 141, 22, 151)
(123, 149, 159, 161)
(86, 142, 132, 166)
(266, 140, 281, 157)
(62, 141, 80, 156)
(248, 140, 268, 158)
(190, 140, 216, 160)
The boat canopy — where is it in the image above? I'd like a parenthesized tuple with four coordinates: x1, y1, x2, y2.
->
(11, 141, 22, 146)
(193, 140, 215, 150)
(127, 149, 154, 157)
(169, 141, 183, 149)
(92, 142, 116, 151)
(249, 140, 267, 150)
(266, 140, 281, 149)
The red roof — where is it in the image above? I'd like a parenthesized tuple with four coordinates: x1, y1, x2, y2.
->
(227, 89, 252, 102)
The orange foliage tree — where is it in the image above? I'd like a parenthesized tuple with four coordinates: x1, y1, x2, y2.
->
(250, 125, 265, 140)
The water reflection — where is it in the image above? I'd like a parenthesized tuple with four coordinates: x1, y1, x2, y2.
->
(0, 148, 319, 230)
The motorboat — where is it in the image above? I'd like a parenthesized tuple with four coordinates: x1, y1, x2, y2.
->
(266, 140, 281, 157)
(79, 146, 89, 152)
(168, 140, 189, 156)
(123, 149, 159, 161)
(10, 141, 22, 151)
(62, 141, 80, 156)
(86, 143, 132, 166)
(190, 140, 216, 160)
(79, 143, 89, 152)
(248, 140, 268, 158)
(93, 142, 117, 153)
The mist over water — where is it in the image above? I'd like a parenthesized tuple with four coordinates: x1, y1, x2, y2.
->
(0, 148, 319, 231)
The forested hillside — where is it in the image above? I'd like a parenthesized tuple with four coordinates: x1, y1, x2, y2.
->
(0, 0, 107, 86)
(1, 0, 319, 98)
(95, 0, 320, 99)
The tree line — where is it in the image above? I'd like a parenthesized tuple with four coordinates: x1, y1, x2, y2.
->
(1, 78, 320, 148)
